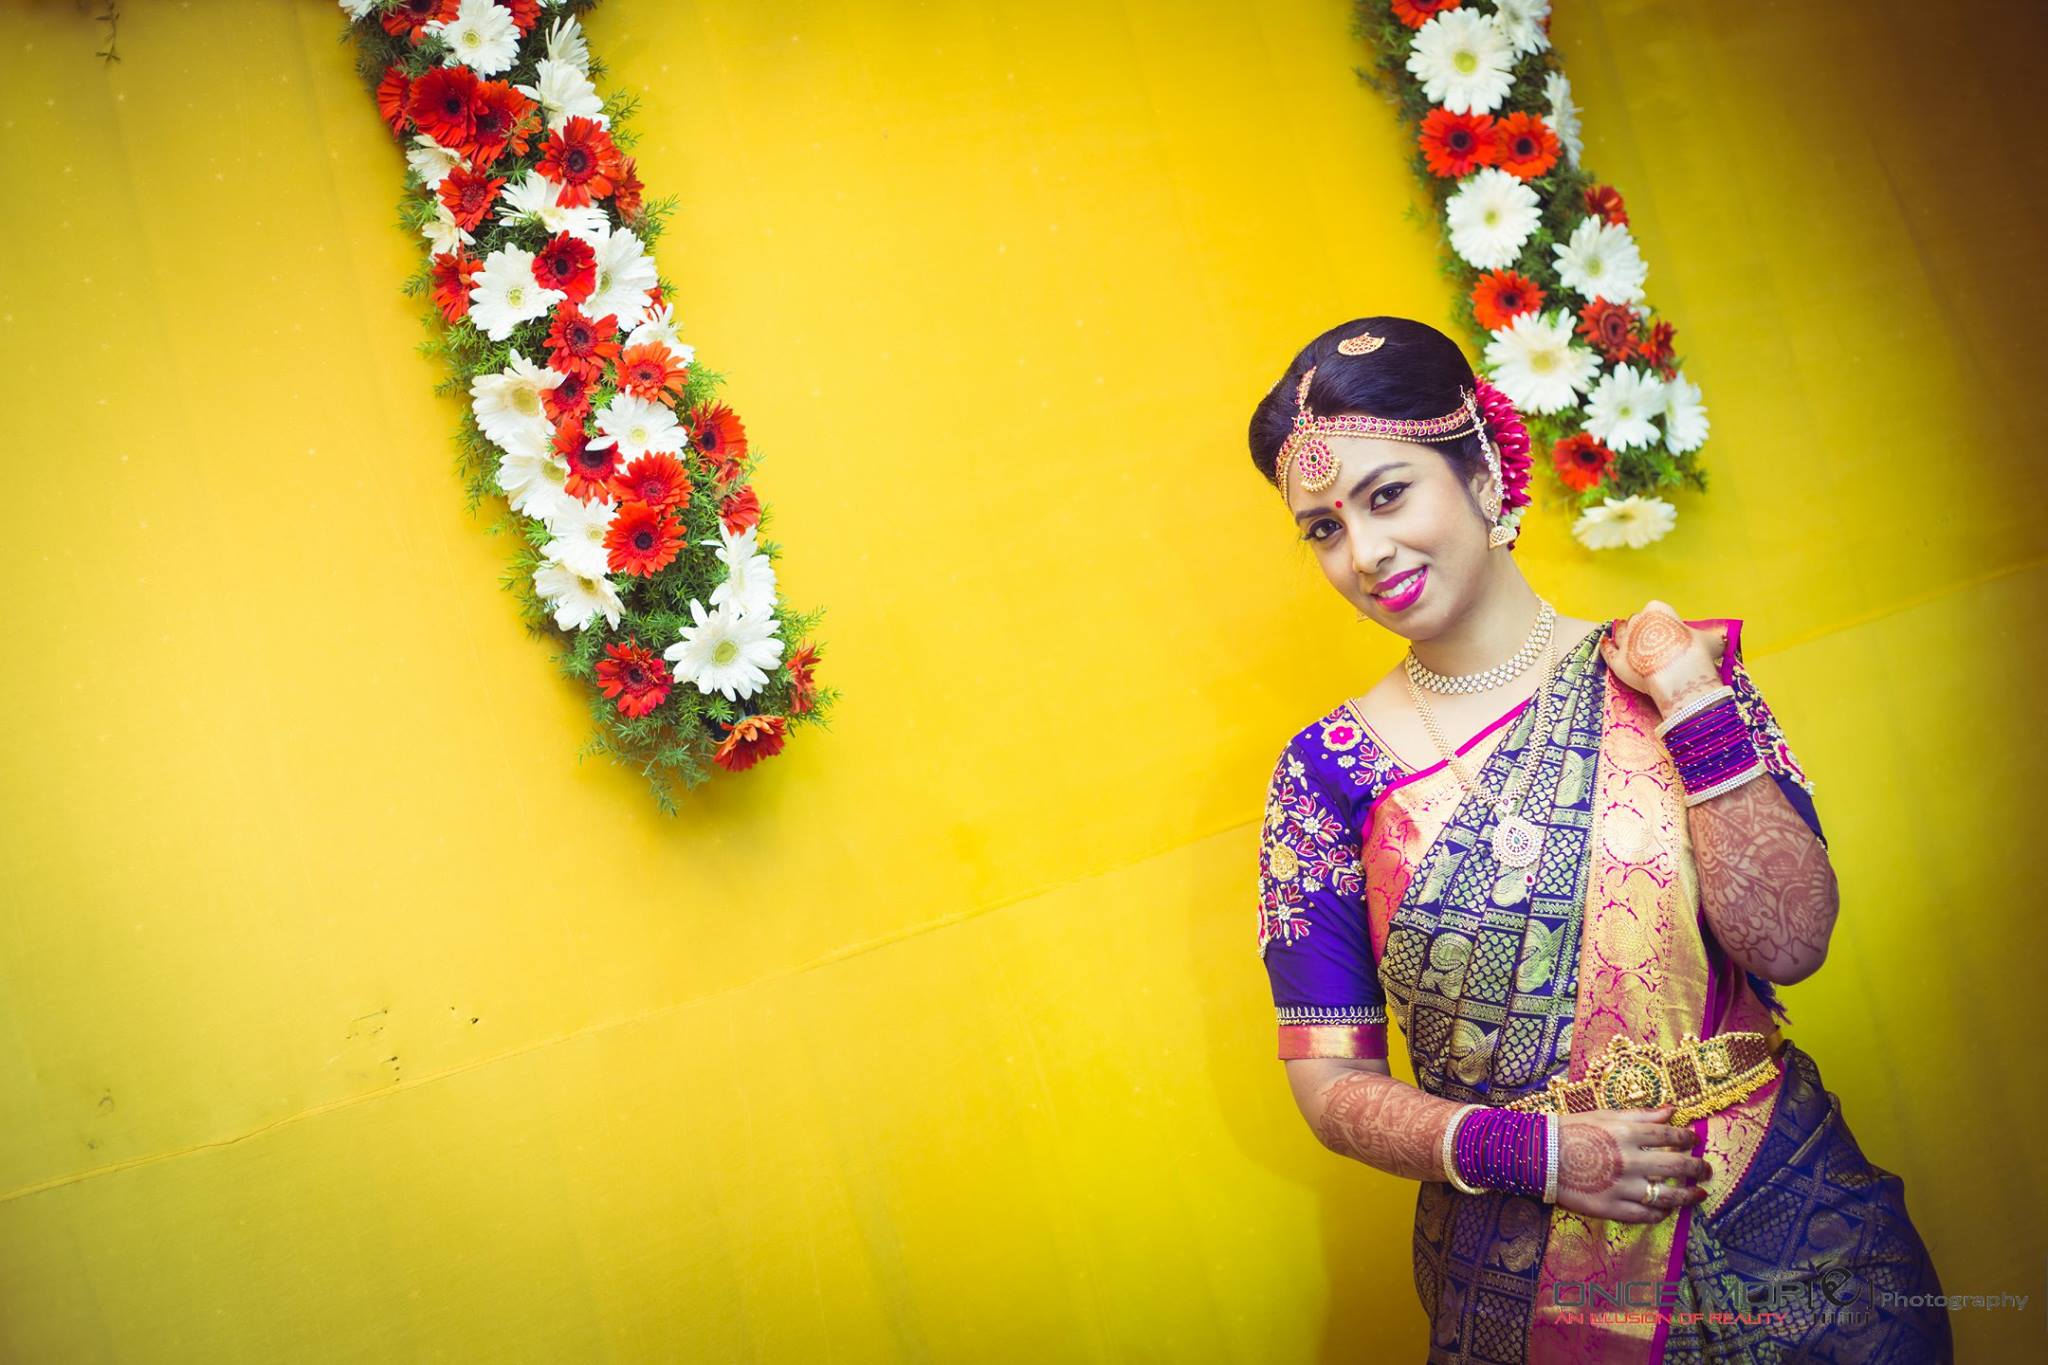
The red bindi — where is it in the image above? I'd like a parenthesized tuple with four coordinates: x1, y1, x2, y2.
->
(1333, 498, 1343, 507)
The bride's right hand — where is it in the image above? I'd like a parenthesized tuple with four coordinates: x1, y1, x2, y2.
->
(1551, 1104, 1713, 1224)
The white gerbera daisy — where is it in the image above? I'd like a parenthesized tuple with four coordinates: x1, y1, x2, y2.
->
(1583, 364, 1667, 450)
(626, 301, 691, 360)
(664, 598, 785, 701)
(1405, 9, 1516, 115)
(544, 14, 591, 72)
(427, 0, 520, 77)
(583, 225, 661, 325)
(515, 58, 607, 133)
(494, 170, 612, 242)
(421, 200, 473, 256)
(1446, 168, 1542, 271)
(496, 445, 573, 522)
(1552, 216, 1648, 304)
(705, 526, 779, 619)
(595, 392, 686, 461)
(338, 0, 377, 21)
(1572, 495, 1677, 551)
(471, 351, 563, 452)
(1493, 0, 1552, 58)
(533, 547, 625, 631)
(470, 245, 566, 342)
(1483, 309, 1601, 414)
(406, 133, 465, 194)
(541, 493, 619, 579)
(1662, 370, 1710, 454)
(1544, 70, 1583, 167)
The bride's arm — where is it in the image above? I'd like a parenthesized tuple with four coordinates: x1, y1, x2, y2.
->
(1651, 666, 1840, 986)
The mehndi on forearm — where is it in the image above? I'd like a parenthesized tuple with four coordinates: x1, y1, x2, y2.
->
(1309, 1070, 1464, 1182)
(1690, 772, 1838, 985)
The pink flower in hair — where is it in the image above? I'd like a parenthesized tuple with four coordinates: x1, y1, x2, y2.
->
(1475, 377, 1533, 511)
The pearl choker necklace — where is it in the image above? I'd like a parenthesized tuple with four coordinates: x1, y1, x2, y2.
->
(1403, 601, 1558, 695)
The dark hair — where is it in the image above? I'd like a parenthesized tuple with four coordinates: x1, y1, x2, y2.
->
(1247, 315, 1489, 511)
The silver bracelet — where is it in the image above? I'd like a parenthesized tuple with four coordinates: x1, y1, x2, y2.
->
(1440, 1103, 1485, 1195)
(1653, 684, 1735, 738)
(1682, 760, 1769, 808)
(1542, 1113, 1560, 1204)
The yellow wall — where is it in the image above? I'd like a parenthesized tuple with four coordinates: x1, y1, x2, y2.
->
(3, 1, 2043, 1358)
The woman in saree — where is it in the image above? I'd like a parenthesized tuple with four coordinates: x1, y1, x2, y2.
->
(1248, 317, 1951, 1363)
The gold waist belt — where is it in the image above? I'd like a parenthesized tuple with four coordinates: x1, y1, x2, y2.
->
(1501, 1030, 1782, 1126)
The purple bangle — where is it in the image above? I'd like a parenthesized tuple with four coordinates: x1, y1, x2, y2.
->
(1451, 1107, 1550, 1199)
(1661, 696, 1763, 797)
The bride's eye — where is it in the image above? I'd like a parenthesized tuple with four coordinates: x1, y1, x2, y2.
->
(1373, 482, 1408, 508)
(1301, 518, 1340, 544)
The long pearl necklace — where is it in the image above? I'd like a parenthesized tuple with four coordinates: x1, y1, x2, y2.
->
(1400, 601, 1562, 870)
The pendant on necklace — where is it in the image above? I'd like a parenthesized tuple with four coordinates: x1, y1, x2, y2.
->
(1491, 812, 1542, 868)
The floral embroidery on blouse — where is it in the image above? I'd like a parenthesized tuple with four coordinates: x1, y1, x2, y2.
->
(1255, 706, 1397, 959)
(1727, 651, 1815, 798)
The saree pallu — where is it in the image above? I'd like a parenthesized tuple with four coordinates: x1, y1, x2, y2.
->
(1256, 620, 1951, 1364)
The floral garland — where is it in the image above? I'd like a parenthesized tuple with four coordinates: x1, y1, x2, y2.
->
(1356, 0, 1711, 550)
(337, 0, 833, 812)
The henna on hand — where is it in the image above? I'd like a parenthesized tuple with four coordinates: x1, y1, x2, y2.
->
(1310, 1071, 1467, 1183)
(1690, 770, 1838, 984)
(1624, 611, 1692, 681)
(1558, 1122, 1623, 1194)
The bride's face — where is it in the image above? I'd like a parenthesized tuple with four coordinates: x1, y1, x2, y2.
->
(1283, 434, 1492, 638)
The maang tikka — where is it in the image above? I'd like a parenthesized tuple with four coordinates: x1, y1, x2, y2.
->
(1276, 329, 1516, 550)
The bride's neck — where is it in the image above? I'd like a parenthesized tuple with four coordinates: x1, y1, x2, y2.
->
(1407, 571, 1549, 679)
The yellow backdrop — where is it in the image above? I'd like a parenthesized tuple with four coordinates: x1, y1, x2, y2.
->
(3, 0, 2044, 1359)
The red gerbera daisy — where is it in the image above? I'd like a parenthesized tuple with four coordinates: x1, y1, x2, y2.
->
(784, 641, 821, 716)
(1636, 319, 1677, 377)
(1493, 112, 1561, 181)
(430, 248, 482, 323)
(605, 500, 685, 576)
(616, 342, 689, 403)
(406, 64, 480, 151)
(1576, 300, 1639, 364)
(595, 636, 672, 718)
(1470, 269, 1546, 330)
(381, 0, 456, 43)
(687, 402, 749, 483)
(1552, 432, 1615, 493)
(613, 156, 646, 222)
(438, 164, 506, 232)
(555, 424, 625, 500)
(712, 714, 788, 773)
(719, 485, 761, 537)
(467, 80, 537, 170)
(546, 304, 622, 382)
(536, 116, 624, 208)
(615, 453, 693, 512)
(1418, 109, 1498, 179)
(375, 66, 413, 138)
(1584, 184, 1629, 226)
(532, 231, 597, 304)
(501, 0, 544, 36)
(544, 367, 594, 425)
(1390, 0, 1461, 28)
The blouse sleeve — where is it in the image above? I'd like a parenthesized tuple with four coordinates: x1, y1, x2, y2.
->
(1719, 624, 1826, 850)
(1255, 738, 1389, 1060)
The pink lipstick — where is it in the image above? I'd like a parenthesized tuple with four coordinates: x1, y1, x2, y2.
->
(1371, 567, 1427, 613)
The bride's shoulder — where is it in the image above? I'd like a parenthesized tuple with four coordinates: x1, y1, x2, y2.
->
(1270, 695, 1404, 806)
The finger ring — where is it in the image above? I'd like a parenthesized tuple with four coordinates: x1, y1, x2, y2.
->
(1643, 1178, 1658, 1205)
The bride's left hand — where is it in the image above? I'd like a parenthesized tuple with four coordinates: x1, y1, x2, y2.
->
(1600, 601, 1726, 711)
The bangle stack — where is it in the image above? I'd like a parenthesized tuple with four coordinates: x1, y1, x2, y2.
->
(1655, 685, 1767, 807)
(1441, 1105, 1559, 1203)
